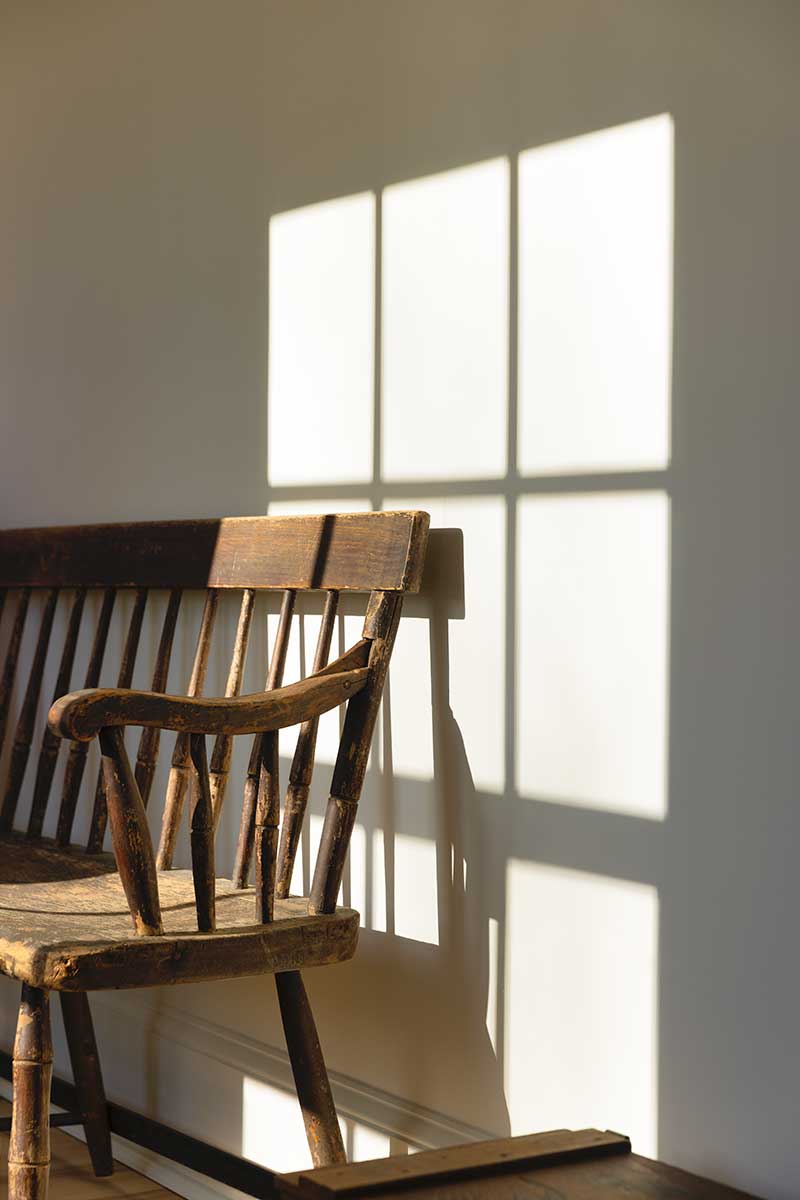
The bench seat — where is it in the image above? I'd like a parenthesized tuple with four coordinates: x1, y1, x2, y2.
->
(0, 834, 358, 992)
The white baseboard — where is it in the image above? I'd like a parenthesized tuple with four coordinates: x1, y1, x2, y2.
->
(99, 992, 494, 1149)
(1, 992, 494, 1200)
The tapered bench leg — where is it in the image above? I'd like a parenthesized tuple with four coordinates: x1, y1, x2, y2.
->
(60, 992, 113, 1177)
(275, 970, 346, 1167)
(9, 985, 52, 1200)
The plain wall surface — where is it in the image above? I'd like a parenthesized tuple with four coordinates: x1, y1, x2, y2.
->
(1, 3, 799, 1197)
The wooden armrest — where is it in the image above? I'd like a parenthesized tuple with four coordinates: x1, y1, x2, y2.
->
(49, 666, 369, 741)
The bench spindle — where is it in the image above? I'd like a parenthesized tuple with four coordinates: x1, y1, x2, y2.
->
(157, 589, 219, 869)
(276, 589, 339, 899)
(0, 588, 59, 831)
(0, 589, 31, 759)
(99, 725, 163, 937)
(188, 733, 215, 931)
(27, 588, 87, 839)
(56, 588, 116, 846)
(134, 588, 182, 808)
(209, 588, 256, 829)
(86, 587, 148, 852)
(310, 592, 402, 915)
(233, 588, 296, 890)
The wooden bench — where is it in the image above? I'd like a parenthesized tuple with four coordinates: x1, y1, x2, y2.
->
(0, 511, 429, 1200)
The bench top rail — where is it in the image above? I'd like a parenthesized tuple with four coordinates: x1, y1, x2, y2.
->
(0, 512, 429, 593)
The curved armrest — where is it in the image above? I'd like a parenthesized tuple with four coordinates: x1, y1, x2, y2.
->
(49, 666, 369, 742)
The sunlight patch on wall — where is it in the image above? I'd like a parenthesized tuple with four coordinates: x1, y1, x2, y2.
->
(394, 831, 439, 945)
(385, 496, 505, 794)
(242, 1077, 393, 1173)
(242, 1075, 325, 1172)
(517, 492, 669, 819)
(505, 860, 659, 1157)
(269, 194, 375, 485)
(382, 159, 509, 481)
(518, 114, 673, 475)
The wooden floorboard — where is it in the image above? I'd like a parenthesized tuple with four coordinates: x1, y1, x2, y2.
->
(0, 1098, 179, 1199)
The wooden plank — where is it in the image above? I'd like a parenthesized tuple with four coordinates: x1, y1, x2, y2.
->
(0, 512, 430, 593)
(281, 1130, 630, 1199)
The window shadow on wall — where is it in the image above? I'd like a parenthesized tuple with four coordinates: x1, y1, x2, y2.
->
(259, 111, 672, 1160)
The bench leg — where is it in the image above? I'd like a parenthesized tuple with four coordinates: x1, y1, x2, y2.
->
(275, 970, 346, 1167)
(60, 992, 113, 1177)
(9, 985, 52, 1200)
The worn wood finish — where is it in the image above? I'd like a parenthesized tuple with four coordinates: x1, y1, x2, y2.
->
(278, 1134, 766, 1200)
(55, 589, 116, 846)
(188, 734, 215, 932)
(8, 985, 52, 1200)
(26, 589, 87, 840)
(59, 992, 113, 1177)
(209, 588, 256, 828)
(234, 589, 296, 889)
(158, 589, 219, 869)
(310, 593, 402, 915)
(275, 971, 346, 1168)
(99, 727, 163, 937)
(87, 588, 147, 853)
(277, 591, 339, 899)
(0, 513, 430, 593)
(50, 666, 369, 742)
(281, 1131, 630, 1198)
(0, 589, 31, 758)
(0, 866, 358, 991)
(1, 511, 429, 1190)
(254, 730, 280, 923)
(1, 589, 58, 831)
(134, 588, 182, 808)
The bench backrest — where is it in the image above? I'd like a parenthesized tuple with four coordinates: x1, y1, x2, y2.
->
(0, 512, 429, 932)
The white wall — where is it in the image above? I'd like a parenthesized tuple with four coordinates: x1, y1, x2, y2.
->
(1, 2, 799, 1197)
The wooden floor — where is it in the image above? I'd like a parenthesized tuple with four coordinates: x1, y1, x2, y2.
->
(0, 1100, 177, 1199)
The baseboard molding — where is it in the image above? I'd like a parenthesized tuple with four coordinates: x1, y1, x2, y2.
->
(94, 990, 495, 1151)
(2, 993, 493, 1200)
